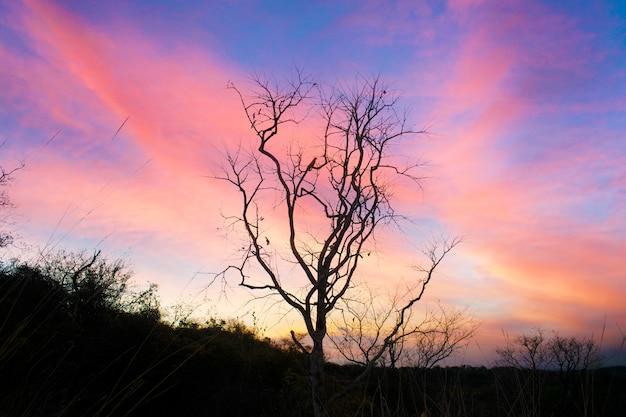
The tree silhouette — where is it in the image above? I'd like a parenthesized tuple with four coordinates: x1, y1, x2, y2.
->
(38, 249, 131, 322)
(496, 328, 605, 417)
(218, 70, 458, 417)
(0, 154, 24, 248)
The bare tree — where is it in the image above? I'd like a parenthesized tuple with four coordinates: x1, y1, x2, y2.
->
(329, 289, 477, 415)
(496, 328, 603, 373)
(496, 328, 604, 417)
(330, 283, 477, 370)
(497, 328, 551, 371)
(218, 70, 457, 417)
(548, 334, 602, 375)
(548, 333, 603, 414)
(38, 249, 131, 321)
(398, 303, 477, 369)
(496, 328, 551, 417)
(0, 154, 25, 248)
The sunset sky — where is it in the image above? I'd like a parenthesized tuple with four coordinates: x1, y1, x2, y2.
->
(1, 0, 625, 365)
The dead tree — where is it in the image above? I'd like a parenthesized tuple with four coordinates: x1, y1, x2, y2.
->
(496, 328, 604, 417)
(0, 154, 24, 248)
(218, 70, 457, 417)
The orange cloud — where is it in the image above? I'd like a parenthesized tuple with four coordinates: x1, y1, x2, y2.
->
(387, 0, 626, 352)
(2, 0, 251, 309)
(18, 0, 247, 168)
(3, 0, 624, 364)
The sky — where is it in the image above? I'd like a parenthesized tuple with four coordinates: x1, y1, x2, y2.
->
(1, 0, 625, 366)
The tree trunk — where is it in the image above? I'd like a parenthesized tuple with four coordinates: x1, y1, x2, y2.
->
(311, 287, 327, 417)
(310, 335, 326, 417)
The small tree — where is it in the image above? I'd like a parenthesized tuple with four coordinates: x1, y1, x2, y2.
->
(549, 333, 601, 375)
(496, 328, 604, 417)
(496, 328, 550, 417)
(330, 292, 477, 416)
(330, 286, 477, 370)
(548, 333, 602, 414)
(219, 70, 457, 417)
(497, 328, 551, 371)
(0, 154, 24, 248)
(38, 249, 131, 321)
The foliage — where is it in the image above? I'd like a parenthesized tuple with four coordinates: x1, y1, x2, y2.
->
(0, 252, 305, 416)
(2, 250, 624, 416)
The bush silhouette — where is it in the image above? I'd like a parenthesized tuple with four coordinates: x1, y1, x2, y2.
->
(0, 254, 306, 416)
(2, 253, 624, 416)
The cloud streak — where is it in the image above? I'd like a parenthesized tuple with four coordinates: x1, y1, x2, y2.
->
(402, 0, 626, 347)
(1, 0, 624, 362)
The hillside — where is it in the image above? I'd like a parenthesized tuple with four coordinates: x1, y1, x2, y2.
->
(2, 259, 625, 417)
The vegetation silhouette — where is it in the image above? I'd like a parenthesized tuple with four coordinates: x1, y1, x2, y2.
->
(1, 104, 624, 416)
(1, 251, 625, 416)
(0, 253, 304, 416)
(0, 150, 24, 248)
(218, 70, 462, 417)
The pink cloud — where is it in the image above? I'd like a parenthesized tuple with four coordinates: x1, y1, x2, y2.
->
(12, 0, 247, 169)
(388, 0, 626, 346)
(2, 1, 251, 304)
(336, 0, 441, 46)
(2, 0, 624, 361)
